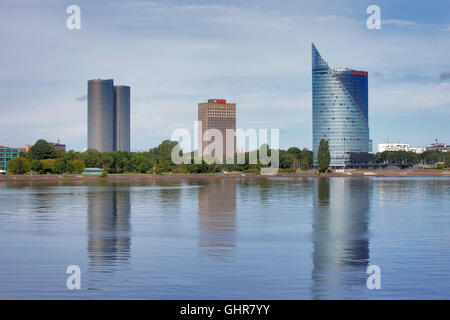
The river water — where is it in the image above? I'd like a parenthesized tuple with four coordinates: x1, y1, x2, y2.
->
(0, 177, 449, 299)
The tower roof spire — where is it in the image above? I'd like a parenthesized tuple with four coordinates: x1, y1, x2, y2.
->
(312, 43, 329, 71)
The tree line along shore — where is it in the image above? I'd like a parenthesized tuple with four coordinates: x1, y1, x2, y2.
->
(4, 139, 450, 176)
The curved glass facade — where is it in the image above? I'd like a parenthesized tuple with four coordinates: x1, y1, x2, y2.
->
(312, 44, 370, 167)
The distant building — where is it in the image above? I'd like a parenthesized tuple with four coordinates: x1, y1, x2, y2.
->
(344, 152, 374, 168)
(0, 146, 20, 171)
(409, 147, 426, 154)
(114, 86, 131, 152)
(312, 43, 371, 168)
(50, 139, 66, 152)
(18, 144, 32, 152)
(377, 143, 425, 154)
(87, 79, 130, 152)
(82, 168, 104, 175)
(198, 99, 236, 160)
(426, 139, 448, 152)
(378, 143, 409, 153)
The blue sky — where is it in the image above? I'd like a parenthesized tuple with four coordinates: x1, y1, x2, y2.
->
(0, 0, 449, 151)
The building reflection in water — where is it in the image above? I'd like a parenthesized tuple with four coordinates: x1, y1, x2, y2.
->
(87, 186, 131, 287)
(312, 178, 371, 299)
(198, 179, 237, 262)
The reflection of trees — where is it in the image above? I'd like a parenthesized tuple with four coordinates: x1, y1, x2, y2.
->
(256, 179, 272, 204)
(312, 178, 371, 299)
(156, 182, 183, 210)
(198, 179, 236, 262)
(317, 178, 329, 205)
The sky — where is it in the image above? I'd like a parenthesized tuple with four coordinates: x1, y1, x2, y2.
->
(0, 0, 449, 152)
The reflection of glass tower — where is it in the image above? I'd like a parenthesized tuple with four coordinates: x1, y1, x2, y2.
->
(198, 180, 236, 262)
(87, 187, 131, 282)
(312, 178, 370, 299)
(312, 43, 370, 167)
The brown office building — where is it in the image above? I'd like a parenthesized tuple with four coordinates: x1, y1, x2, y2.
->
(198, 99, 236, 161)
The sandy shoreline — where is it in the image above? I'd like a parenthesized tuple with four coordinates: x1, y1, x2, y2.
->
(0, 170, 449, 182)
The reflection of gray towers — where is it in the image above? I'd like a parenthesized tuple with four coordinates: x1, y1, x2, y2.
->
(87, 187, 131, 277)
(114, 86, 131, 152)
(312, 178, 371, 299)
(198, 180, 236, 262)
(87, 79, 130, 152)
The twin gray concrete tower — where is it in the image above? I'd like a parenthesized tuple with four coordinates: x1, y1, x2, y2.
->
(87, 79, 130, 152)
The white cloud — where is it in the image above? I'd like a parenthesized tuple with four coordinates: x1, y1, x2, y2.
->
(382, 19, 416, 26)
(371, 81, 450, 115)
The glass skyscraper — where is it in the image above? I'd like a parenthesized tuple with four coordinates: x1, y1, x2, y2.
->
(312, 43, 371, 167)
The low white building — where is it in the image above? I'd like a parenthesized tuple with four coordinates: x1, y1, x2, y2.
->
(409, 147, 426, 154)
(377, 143, 425, 154)
(378, 143, 410, 153)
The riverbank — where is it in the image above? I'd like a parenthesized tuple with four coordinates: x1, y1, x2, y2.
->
(1, 169, 449, 182)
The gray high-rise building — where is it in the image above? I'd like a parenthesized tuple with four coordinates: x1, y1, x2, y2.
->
(87, 79, 130, 152)
(114, 86, 131, 152)
(88, 79, 115, 152)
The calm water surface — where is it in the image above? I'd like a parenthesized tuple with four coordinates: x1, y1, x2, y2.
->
(0, 177, 449, 299)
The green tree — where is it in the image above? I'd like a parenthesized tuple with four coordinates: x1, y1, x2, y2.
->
(446, 155, 450, 168)
(287, 147, 302, 159)
(7, 157, 30, 174)
(67, 159, 85, 174)
(81, 149, 102, 168)
(420, 150, 446, 165)
(29, 139, 57, 160)
(282, 147, 313, 170)
(100, 152, 116, 173)
(279, 150, 294, 169)
(30, 159, 43, 172)
(131, 153, 150, 173)
(40, 159, 55, 174)
(317, 139, 331, 173)
(115, 151, 132, 173)
(300, 158, 310, 171)
(258, 143, 270, 161)
(300, 148, 313, 168)
(54, 159, 66, 174)
(157, 140, 179, 170)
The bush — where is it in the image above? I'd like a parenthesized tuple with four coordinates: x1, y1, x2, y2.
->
(7, 157, 30, 174)
(172, 167, 187, 174)
(99, 171, 108, 178)
(278, 168, 295, 173)
(243, 168, 260, 174)
(153, 164, 166, 174)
